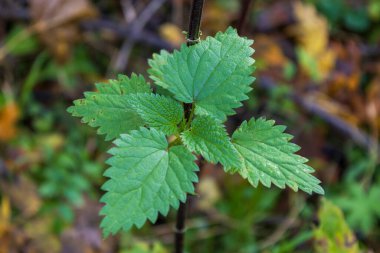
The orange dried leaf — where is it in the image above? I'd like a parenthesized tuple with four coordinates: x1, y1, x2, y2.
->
(0, 102, 20, 141)
(255, 35, 289, 68)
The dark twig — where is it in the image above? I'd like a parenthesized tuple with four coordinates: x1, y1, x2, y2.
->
(175, 202, 187, 253)
(112, 0, 167, 72)
(0, 4, 173, 50)
(81, 19, 173, 50)
(175, 2, 204, 253)
(237, 0, 253, 34)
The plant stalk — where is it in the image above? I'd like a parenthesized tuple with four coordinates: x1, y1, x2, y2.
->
(175, 1, 204, 253)
(175, 202, 187, 253)
(186, 0, 204, 46)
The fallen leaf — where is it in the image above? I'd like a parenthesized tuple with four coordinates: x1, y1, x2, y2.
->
(0, 196, 11, 237)
(0, 102, 20, 141)
(197, 176, 221, 211)
(289, 1, 336, 81)
(30, 0, 97, 62)
(254, 35, 289, 68)
(1, 175, 41, 218)
(23, 216, 61, 253)
(314, 199, 360, 253)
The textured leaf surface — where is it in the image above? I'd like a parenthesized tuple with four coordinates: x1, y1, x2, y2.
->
(148, 27, 255, 121)
(181, 115, 241, 168)
(148, 50, 171, 89)
(67, 74, 151, 140)
(127, 93, 183, 135)
(100, 128, 198, 236)
(227, 118, 324, 194)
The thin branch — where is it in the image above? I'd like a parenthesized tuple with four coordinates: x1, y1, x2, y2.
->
(258, 195, 305, 250)
(175, 202, 187, 253)
(120, 0, 137, 23)
(259, 76, 380, 158)
(237, 0, 253, 34)
(112, 0, 167, 72)
(81, 19, 173, 50)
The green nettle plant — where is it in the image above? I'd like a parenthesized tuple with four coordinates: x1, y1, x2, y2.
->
(68, 27, 324, 237)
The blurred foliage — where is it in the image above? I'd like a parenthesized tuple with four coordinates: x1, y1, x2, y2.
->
(335, 184, 380, 235)
(331, 146, 380, 235)
(4, 25, 39, 56)
(0, 0, 379, 252)
(120, 242, 167, 253)
(314, 199, 360, 253)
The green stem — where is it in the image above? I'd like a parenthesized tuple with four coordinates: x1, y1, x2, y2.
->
(168, 136, 182, 148)
(185, 103, 195, 129)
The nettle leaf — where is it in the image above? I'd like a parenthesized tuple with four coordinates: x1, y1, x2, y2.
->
(148, 49, 171, 89)
(67, 26, 325, 239)
(227, 118, 324, 195)
(181, 115, 241, 168)
(67, 74, 151, 140)
(148, 27, 255, 121)
(127, 93, 184, 135)
(100, 128, 198, 236)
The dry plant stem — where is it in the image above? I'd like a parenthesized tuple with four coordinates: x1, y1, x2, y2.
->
(258, 195, 305, 250)
(361, 114, 379, 189)
(259, 76, 380, 159)
(175, 1, 204, 253)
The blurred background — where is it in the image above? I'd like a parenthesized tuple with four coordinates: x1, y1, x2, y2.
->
(0, 0, 380, 252)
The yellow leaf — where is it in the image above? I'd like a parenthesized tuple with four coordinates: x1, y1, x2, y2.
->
(289, 1, 336, 80)
(318, 50, 336, 81)
(314, 199, 360, 253)
(0, 196, 11, 236)
(39, 133, 65, 150)
(159, 23, 185, 47)
(292, 1, 328, 55)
